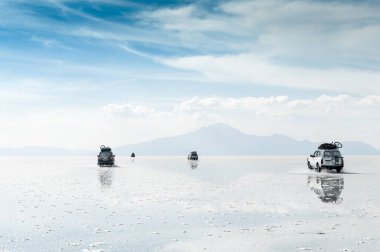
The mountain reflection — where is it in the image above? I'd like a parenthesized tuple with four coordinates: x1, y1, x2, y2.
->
(307, 175, 344, 204)
(98, 168, 114, 187)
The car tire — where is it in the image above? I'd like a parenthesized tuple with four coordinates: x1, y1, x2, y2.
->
(336, 167, 342, 173)
(307, 161, 312, 169)
(316, 163, 321, 172)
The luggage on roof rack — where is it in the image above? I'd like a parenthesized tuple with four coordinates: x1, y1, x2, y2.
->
(188, 151, 198, 160)
(318, 142, 342, 150)
(100, 145, 112, 152)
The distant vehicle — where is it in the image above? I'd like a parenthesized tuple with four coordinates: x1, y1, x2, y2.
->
(188, 151, 198, 160)
(97, 145, 115, 167)
(307, 142, 344, 173)
(307, 175, 344, 203)
(131, 152, 135, 158)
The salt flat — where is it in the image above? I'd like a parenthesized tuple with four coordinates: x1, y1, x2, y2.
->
(0, 156, 379, 251)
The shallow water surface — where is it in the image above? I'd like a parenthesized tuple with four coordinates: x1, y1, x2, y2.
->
(0, 156, 379, 251)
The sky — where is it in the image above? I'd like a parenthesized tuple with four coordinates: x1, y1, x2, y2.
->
(1, 0, 380, 149)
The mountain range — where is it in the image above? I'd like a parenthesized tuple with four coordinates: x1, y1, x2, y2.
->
(115, 123, 380, 155)
(1, 124, 379, 156)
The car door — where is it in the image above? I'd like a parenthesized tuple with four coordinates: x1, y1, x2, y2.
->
(311, 150, 318, 167)
(316, 151, 322, 166)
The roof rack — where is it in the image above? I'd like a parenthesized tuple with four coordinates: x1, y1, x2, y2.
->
(100, 145, 112, 152)
(318, 142, 343, 150)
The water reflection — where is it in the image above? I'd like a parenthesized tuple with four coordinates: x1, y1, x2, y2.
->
(307, 175, 344, 204)
(189, 161, 199, 169)
(98, 168, 114, 187)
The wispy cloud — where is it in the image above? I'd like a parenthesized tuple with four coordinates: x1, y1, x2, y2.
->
(30, 35, 73, 50)
(161, 53, 380, 95)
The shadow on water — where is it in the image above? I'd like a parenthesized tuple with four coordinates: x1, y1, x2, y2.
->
(98, 168, 114, 187)
(188, 160, 199, 169)
(307, 175, 344, 204)
(321, 169, 361, 175)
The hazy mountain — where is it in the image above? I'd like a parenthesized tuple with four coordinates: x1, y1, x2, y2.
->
(0, 146, 91, 156)
(115, 123, 380, 155)
(1, 124, 379, 155)
(339, 141, 380, 155)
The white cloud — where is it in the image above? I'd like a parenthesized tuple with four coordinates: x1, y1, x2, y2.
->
(161, 53, 380, 95)
(174, 96, 289, 112)
(103, 95, 380, 120)
(358, 95, 380, 106)
(135, 0, 380, 94)
(102, 103, 172, 118)
(4, 0, 380, 95)
(143, 0, 380, 60)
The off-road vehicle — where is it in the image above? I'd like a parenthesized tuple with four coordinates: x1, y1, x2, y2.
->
(188, 151, 198, 160)
(307, 142, 344, 173)
(97, 145, 115, 167)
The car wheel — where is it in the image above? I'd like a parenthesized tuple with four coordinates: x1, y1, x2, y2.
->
(307, 161, 312, 169)
(316, 163, 321, 172)
(336, 167, 342, 173)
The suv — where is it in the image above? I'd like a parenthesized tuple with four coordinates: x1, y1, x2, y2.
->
(188, 151, 198, 160)
(307, 142, 344, 173)
(97, 145, 115, 167)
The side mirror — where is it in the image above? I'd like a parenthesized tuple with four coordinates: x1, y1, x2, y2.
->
(97, 155, 99, 157)
(113, 155, 115, 157)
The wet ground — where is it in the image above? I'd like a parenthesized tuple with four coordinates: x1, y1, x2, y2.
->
(0, 156, 379, 251)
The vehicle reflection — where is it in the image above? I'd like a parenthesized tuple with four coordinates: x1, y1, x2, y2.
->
(307, 175, 344, 204)
(189, 161, 199, 169)
(98, 168, 114, 187)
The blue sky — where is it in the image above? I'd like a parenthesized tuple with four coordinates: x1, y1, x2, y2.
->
(1, 0, 380, 149)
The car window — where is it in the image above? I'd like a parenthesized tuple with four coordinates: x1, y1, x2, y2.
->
(331, 151, 341, 157)
(99, 152, 112, 158)
(324, 151, 331, 157)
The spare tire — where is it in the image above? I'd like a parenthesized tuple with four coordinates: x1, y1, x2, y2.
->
(334, 142, 343, 148)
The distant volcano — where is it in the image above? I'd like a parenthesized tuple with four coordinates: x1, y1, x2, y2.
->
(114, 123, 380, 156)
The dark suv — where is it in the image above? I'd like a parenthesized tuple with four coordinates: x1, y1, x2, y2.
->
(97, 145, 115, 167)
(188, 151, 198, 160)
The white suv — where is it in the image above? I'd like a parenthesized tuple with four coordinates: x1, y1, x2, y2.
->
(307, 142, 344, 173)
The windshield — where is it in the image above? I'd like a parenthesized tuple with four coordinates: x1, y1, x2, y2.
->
(324, 151, 341, 158)
(99, 152, 112, 158)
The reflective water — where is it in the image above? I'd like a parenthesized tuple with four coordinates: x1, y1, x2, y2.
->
(307, 175, 344, 204)
(0, 156, 379, 251)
